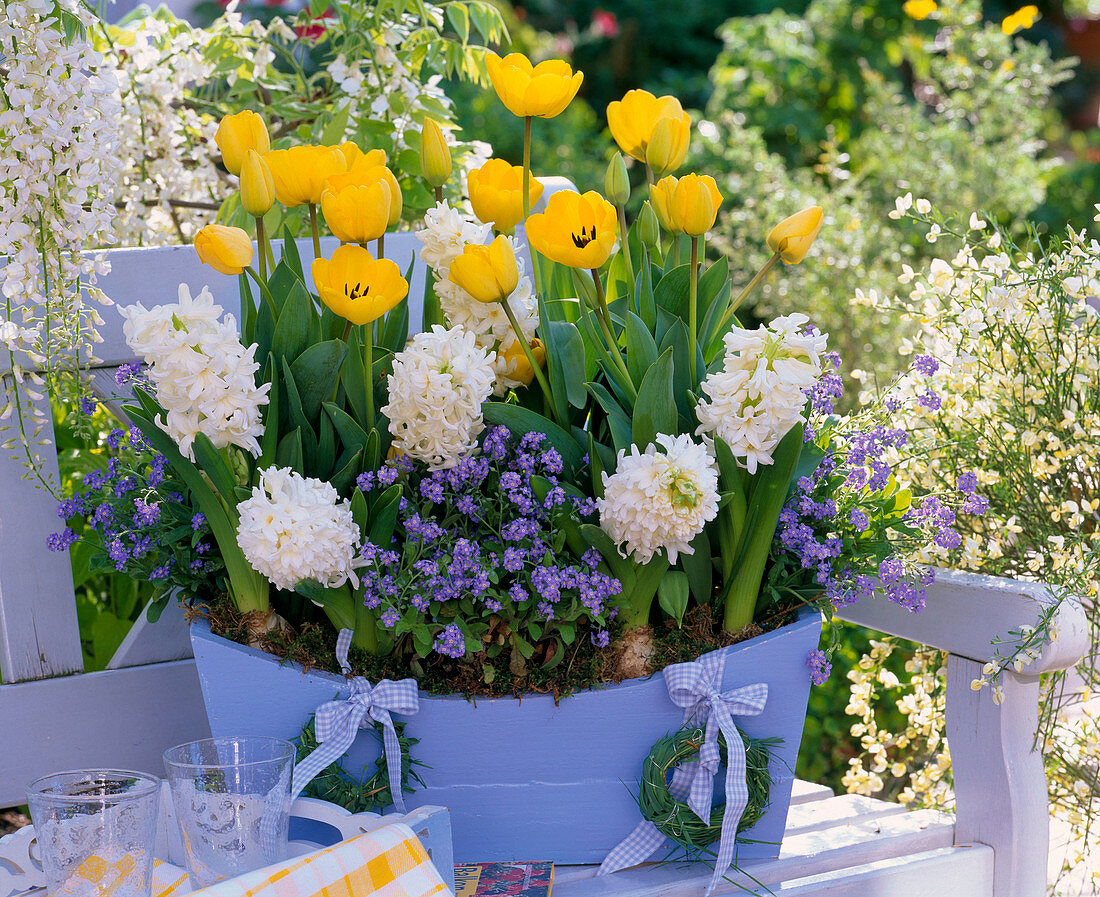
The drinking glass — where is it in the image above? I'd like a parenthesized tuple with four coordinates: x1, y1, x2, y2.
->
(26, 769, 160, 897)
(163, 736, 294, 888)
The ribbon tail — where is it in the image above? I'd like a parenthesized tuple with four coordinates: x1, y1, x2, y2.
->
(290, 718, 360, 802)
(598, 820, 666, 876)
(379, 716, 407, 813)
(705, 715, 749, 897)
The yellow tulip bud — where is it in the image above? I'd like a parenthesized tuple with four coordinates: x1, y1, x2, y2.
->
(194, 225, 253, 275)
(484, 52, 584, 119)
(215, 110, 270, 176)
(525, 191, 619, 270)
(311, 244, 409, 326)
(767, 206, 823, 264)
(448, 234, 520, 304)
(240, 150, 275, 217)
(468, 159, 543, 233)
(903, 0, 937, 19)
(605, 153, 630, 206)
(420, 118, 452, 188)
(263, 145, 347, 207)
(499, 338, 546, 387)
(648, 177, 681, 235)
(645, 115, 689, 178)
(650, 174, 721, 237)
(637, 201, 660, 250)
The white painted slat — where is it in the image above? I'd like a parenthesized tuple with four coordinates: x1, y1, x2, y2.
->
(106, 593, 193, 669)
(0, 388, 83, 683)
(0, 659, 209, 806)
(836, 567, 1087, 673)
(789, 780, 833, 805)
(783, 793, 909, 835)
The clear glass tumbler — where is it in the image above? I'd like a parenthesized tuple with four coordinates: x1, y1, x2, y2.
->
(163, 736, 295, 888)
(26, 769, 161, 897)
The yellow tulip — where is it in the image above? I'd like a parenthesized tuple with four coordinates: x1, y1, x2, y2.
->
(637, 201, 660, 250)
(320, 173, 391, 244)
(337, 141, 387, 172)
(420, 118, 452, 187)
(649, 174, 722, 237)
(499, 338, 546, 387)
(484, 52, 584, 119)
(606, 89, 690, 172)
(194, 225, 253, 275)
(372, 165, 403, 228)
(448, 235, 520, 304)
(525, 190, 618, 269)
(240, 150, 275, 217)
(767, 206, 823, 264)
(311, 244, 409, 326)
(467, 159, 544, 232)
(215, 110, 270, 176)
(902, 0, 937, 19)
(263, 145, 347, 207)
(1002, 5, 1039, 34)
(605, 153, 630, 206)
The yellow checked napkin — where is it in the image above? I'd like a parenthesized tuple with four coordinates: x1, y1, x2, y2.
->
(151, 823, 453, 897)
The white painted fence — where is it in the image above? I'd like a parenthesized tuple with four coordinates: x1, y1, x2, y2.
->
(0, 233, 1089, 897)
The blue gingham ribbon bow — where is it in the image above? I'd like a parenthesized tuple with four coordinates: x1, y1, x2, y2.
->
(289, 629, 420, 812)
(598, 656, 768, 897)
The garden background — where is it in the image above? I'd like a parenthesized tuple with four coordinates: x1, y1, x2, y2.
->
(6, 0, 1099, 890)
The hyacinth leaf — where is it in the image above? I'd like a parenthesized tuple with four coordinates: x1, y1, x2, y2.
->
(329, 448, 361, 494)
(258, 361, 280, 471)
(657, 571, 690, 627)
(350, 489, 369, 532)
(713, 435, 748, 546)
(421, 273, 443, 330)
(588, 432, 608, 499)
(578, 523, 634, 589)
(341, 329, 369, 426)
(290, 340, 348, 424)
(622, 551, 670, 630)
(653, 264, 691, 316)
(255, 288, 276, 371)
(681, 531, 714, 605)
(636, 258, 656, 331)
(281, 224, 304, 282)
(529, 475, 589, 559)
(317, 409, 336, 476)
(276, 427, 304, 472)
(632, 348, 676, 450)
(271, 282, 314, 366)
(368, 483, 402, 548)
(483, 401, 586, 470)
(363, 427, 381, 472)
(295, 580, 355, 632)
(191, 433, 241, 508)
(625, 310, 658, 386)
(585, 382, 632, 455)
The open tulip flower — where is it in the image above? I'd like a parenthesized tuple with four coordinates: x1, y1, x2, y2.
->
(499, 337, 546, 387)
(650, 174, 722, 237)
(767, 206, 824, 264)
(448, 235, 520, 304)
(337, 141, 387, 172)
(468, 159, 544, 233)
(525, 190, 618, 270)
(264, 145, 347, 207)
(320, 173, 392, 245)
(606, 89, 690, 174)
(312, 244, 409, 326)
(194, 224, 253, 275)
(484, 52, 583, 119)
(215, 110, 270, 176)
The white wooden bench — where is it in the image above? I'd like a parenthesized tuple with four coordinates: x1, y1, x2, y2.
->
(0, 234, 1089, 896)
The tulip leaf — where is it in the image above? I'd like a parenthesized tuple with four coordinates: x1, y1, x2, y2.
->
(700, 281, 734, 366)
(543, 317, 587, 415)
(329, 448, 361, 494)
(632, 348, 676, 450)
(267, 260, 299, 313)
(696, 257, 729, 326)
(238, 273, 256, 346)
(279, 357, 316, 469)
(421, 274, 443, 330)
(606, 252, 632, 305)
(585, 382, 633, 455)
(660, 318, 704, 418)
(255, 291, 276, 372)
(276, 427, 304, 472)
(290, 339, 348, 424)
(653, 264, 691, 315)
(657, 571, 690, 627)
(350, 489, 369, 532)
(364, 428, 381, 472)
(636, 258, 656, 331)
(281, 226, 304, 282)
(587, 432, 608, 499)
(271, 282, 314, 365)
(323, 402, 369, 457)
(482, 401, 585, 470)
(380, 302, 409, 355)
(625, 310, 658, 386)
(258, 358, 280, 471)
(341, 329, 369, 425)
(317, 408, 336, 476)
(576, 306, 634, 409)
(681, 532, 715, 605)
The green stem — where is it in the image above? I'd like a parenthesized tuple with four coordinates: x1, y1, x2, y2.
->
(717, 253, 779, 332)
(502, 296, 557, 415)
(617, 203, 636, 296)
(341, 321, 352, 342)
(244, 266, 278, 317)
(673, 238, 681, 268)
(688, 236, 699, 385)
(434, 185, 443, 204)
(377, 232, 385, 260)
(521, 115, 545, 298)
(364, 333, 375, 429)
(255, 216, 267, 282)
(353, 602, 380, 653)
(591, 269, 635, 394)
(309, 203, 322, 260)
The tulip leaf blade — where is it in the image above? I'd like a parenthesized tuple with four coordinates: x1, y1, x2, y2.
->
(625, 310, 658, 386)
(380, 302, 409, 355)
(329, 447, 362, 495)
(585, 381, 633, 455)
(276, 426, 304, 472)
(632, 347, 676, 450)
(543, 316, 587, 416)
(323, 402, 369, 458)
(653, 264, 691, 316)
(317, 406, 336, 476)
(267, 260, 299, 313)
(279, 357, 316, 469)
(697, 257, 729, 326)
(281, 226, 305, 282)
(258, 358, 280, 471)
(290, 339, 348, 425)
(637, 257, 657, 331)
(482, 401, 585, 471)
(238, 272, 256, 346)
(660, 317, 704, 420)
(341, 329, 369, 426)
(271, 281, 314, 366)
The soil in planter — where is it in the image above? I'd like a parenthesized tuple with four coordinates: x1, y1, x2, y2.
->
(192, 598, 793, 701)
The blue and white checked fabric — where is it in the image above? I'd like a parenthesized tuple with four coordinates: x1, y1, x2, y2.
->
(289, 629, 421, 811)
(598, 653, 768, 897)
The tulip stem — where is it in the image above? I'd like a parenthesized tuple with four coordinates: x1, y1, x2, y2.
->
(244, 266, 278, 317)
(591, 268, 635, 395)
(254, 216, 267, 282)
(502, 296, 556, 418)
(309, 203, 322, 260)
(434, 186, 443, 204)
(673, 238, 681, 268)
(617, 204, 635, 297)
(520, 115, 546, 298)
(364, 333, 375, 430)
(688, 236, 699, 385)
(377, 233, 385, 260)
(717, 252, 779, 333)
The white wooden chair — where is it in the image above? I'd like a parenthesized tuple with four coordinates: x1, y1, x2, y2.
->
(0, 232, 1089, 897)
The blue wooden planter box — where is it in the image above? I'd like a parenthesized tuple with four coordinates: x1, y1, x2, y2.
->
(190, 611, 821, 864)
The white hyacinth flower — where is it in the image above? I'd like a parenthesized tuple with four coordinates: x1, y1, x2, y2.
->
(695, 312, 826, 473)
(597, 433, 720, 565)
(120, 284, 270, 460)
(236, 467, 362, 592)
(415, 200, 492, 277)
(381, 324, 496, 470)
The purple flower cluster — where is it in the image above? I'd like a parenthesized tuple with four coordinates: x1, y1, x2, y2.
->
(356, 427, 620, 663)
(806, 649, 832, 685)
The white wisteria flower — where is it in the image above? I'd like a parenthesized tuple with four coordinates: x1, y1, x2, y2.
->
(382, 324, 496, 469)
(120, 284, 270, 460)
(236, 467, 361, 592)
(695, 312, 827, 473)
(598, 434, 720, 565)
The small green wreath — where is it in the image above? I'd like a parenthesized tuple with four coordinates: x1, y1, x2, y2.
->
(295, 715, 426, 814)
(638, 725, 777, 851)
